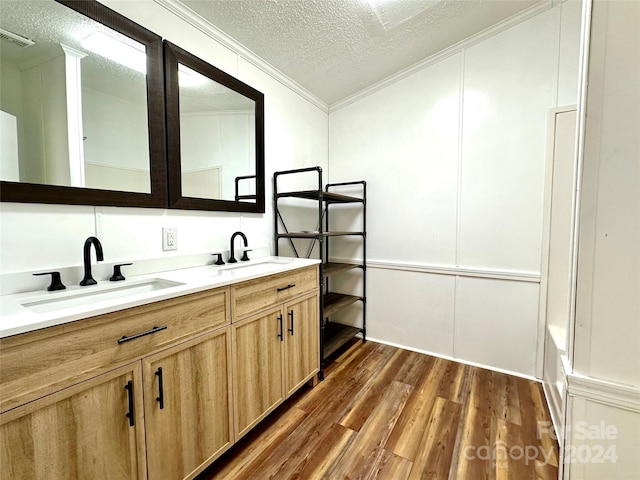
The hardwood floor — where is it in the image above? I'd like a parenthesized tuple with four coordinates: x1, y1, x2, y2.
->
(197, 340, 559, 480)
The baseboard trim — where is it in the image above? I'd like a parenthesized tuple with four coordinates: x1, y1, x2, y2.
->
(366, 336, 539, 382)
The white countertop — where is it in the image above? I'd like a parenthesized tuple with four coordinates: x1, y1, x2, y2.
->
(0, 256, 319, 338)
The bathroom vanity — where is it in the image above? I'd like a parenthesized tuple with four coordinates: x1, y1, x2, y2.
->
(0, 258, 319, 480)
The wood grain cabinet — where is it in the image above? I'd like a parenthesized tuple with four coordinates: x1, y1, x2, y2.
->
(143, 328, 233, 480)
(232, 306, 286, 438)
(0, 266, 319, 479)
(0, 328, 233, 480)
(0, 287, 231, 480)
(0, 287, 230, 414)
(283, 292, 320, 398)
(0, 363, 147, 480)
(232, 291, 319, 438)
(231, 267, 319, 439)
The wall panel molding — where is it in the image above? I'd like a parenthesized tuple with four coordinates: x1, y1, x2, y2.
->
(332, 257, 541, 283)
(567, 373, 640, 413)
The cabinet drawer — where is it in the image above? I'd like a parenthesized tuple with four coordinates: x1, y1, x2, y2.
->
(231, 265, 318, 321)
(0, 287, 229, 413)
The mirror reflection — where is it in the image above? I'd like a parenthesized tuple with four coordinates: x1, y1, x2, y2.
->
(0, 0, 150, 193)
(164, 40, 265, 213)
(178, 63, 256, 201)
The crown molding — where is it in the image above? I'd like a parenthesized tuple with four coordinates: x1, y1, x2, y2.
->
(155, 0, 555, 115)
(153, 0, 329, 113)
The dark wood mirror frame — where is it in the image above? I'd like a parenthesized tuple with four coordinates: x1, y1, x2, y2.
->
(0, 0, 167, 208)
(164, 41, 265, 213)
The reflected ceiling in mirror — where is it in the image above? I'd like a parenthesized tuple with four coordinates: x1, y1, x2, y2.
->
(165, 41, 265, 213)
(0, 0, 167, 208)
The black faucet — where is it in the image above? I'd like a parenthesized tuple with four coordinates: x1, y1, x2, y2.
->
(228, 231, 250, 263)
(80, 236, 104, 286)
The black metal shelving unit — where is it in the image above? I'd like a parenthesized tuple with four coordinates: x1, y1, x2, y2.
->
(273, 166, 366, 379)
(234, 175, 258, 202)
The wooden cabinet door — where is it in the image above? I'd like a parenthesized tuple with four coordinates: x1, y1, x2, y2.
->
(284, 291, 320, 397)
(0, 363, 145, 480)
(231, 306, 284, 439)
(143, 328, 233, 480)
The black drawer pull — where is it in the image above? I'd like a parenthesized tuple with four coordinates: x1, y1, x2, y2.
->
(118, 325, 167, 344)
(155, 367, 164, 410)
(125, 380, 135, 427)
(277, 284, 296, 292)
(288, 310, 294, 335)
(277, 314, 284, 341)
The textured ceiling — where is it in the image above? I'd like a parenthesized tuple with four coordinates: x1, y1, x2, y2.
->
(179, 0, 543, 106)
(0, 0, 146, 105)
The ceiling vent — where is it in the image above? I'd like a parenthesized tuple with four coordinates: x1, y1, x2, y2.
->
(0, 28, 35, 48)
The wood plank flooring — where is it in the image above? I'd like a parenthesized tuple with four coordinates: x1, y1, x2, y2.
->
(197, 341, 558, 480)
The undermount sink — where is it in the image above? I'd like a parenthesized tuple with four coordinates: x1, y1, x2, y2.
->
(20, 278, 185, 313)
(219, 258, 293, 276)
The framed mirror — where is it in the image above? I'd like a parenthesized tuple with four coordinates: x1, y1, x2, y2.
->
(164, 41, 265, 213)
(0, 0, 167, 207)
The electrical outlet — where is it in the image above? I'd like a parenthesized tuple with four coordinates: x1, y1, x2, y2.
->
(162, 227, 177, 251)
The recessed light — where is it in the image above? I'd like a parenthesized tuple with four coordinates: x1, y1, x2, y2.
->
(367, 0, 443, 31)
(81, 31, 146, 74)
(178, 64, 210, 88)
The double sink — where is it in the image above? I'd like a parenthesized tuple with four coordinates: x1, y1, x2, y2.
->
(17, 258, 295, 315)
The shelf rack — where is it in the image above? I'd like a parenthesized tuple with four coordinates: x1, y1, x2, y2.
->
(234, 175, 257, 202)
(273, 166, 366, 379)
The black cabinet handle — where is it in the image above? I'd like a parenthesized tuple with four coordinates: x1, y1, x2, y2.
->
(277, 314, 284, 341)
(276, 284, 296, 292)
(288, 310, 294, 335)
(155, 367, 164, 410)
(125, 380, 135, 427)
(118, 325, 167, 344)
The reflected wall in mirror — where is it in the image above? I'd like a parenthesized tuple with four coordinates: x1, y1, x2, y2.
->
(0, 0, 167, 207)
(164, 41, 265, 213)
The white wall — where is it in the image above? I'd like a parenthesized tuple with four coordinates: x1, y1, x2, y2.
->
(541, 106, 577, 444)
(180, 112, 253, 200)
(0, 0, 328, 283)
(0, 111, 19, 182)
(544, 108, 578, 335)
(328, 2, 582, 378)
(0, 59, 24, 179)
(82, 88, 150, 169)
(566, 395, 640, 480)
(82, 87, 150, 193)
(558, 0, 584, 106)
(573, 0, 640, 390)
(19, 52, 71, 186)
(563, 1, 640, 478)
